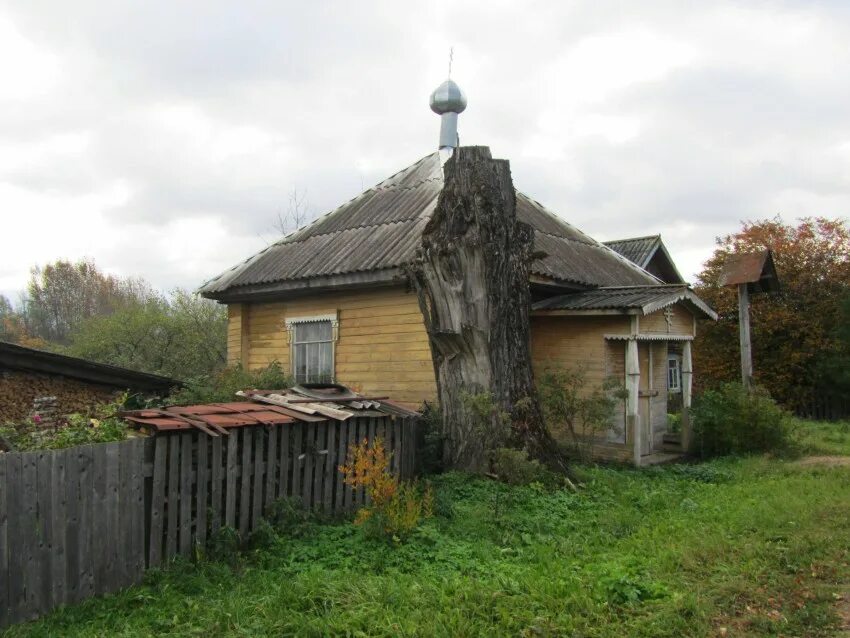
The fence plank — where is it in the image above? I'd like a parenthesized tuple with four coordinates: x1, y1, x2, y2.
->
(148, 436, 168, 568)
(5, 454, 24, 624)
(291, 424, 303, 504)
(365, 419, 376, 505)
(0, 454, 8, 628)
(312, 423, 327, 509)
(50, 449, 68, 607)
(179, 433, 193, 556)
(265, 426, 278, 507)
(165, 435, 180, 562)
(225, 431, 238, 530)
(335, 421, 348, 513)
(77, 446, 94, 600)
(345, 420, 357, 511)
(251, 429, 264, 529)
(34, 451, 52, 618)
(196, 435, 208, 550)
(239, 428, 253, 538)
(129, 438, 145, 582)
(117, 442, 133, 588)
(211, 436, 223, 535)
(279, 424, 291, 499)
(323, 423, 336, 513)
(104, 443, 121, 593)
(63, 450, 80, 605)
(302, 423, 315, 507)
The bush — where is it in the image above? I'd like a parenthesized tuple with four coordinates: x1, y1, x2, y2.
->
(691, 383, 792, 457)
(339, 436, 433, 542)
(167, 362, 292, 405)
(490, 447, 550, 486)
(418, 401, 445, 475)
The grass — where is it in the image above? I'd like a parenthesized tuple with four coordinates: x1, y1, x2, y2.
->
(5, 420, 850, 637)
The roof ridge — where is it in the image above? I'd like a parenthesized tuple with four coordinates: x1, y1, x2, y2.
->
(604, 234, 661, 244)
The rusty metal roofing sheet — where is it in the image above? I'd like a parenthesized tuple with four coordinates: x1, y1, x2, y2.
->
(717, 250, 780, 293)
(199, 151, 658, 297)
(532, 285, 717, 319)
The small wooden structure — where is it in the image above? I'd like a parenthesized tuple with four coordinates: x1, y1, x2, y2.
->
(717, 250, 780, 388)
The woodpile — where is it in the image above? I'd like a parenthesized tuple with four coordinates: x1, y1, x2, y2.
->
(0, 370, 118, 424)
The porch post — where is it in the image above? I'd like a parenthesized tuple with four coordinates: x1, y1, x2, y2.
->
(626, 338, 641, 466)
(681, 340, 693, 452)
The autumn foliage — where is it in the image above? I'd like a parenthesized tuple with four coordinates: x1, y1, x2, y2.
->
(694, 217, 850, 411)
(339, 437, 433, 541)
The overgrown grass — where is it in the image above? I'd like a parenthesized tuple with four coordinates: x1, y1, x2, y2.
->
(5, 422, 850, 637)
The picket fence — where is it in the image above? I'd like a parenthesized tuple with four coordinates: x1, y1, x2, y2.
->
(0, 415, 419, 628)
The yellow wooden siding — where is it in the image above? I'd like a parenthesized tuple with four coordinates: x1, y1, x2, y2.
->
(226, 287, 437, 406)
(226, 304, 243, 366)
(640, 304, 694, 335)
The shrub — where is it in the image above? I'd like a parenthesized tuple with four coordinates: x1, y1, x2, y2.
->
(264, 496, 315, 537)
(418, 401, 445, 475)
(537, 366, 626, 460)
(490, 447, 550, 486)
(339, 437, 433, 542)
(691, 382, 792, 457)
(167, 362, 292, 405)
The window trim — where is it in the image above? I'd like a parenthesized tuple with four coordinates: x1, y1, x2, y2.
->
(285, 313, 339, 383)
(667, 354, 681, 393)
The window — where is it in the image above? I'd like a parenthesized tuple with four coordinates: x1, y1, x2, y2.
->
(287, 315, 336, 384)
(668, 355, 681, 393)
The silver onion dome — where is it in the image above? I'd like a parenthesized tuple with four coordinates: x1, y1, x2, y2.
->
(429, 79, 467, 115)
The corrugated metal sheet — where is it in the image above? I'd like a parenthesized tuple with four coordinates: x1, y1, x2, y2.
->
(717, 250, 780, 293)
(532, 285, 717, 319)
(603, 236, 661, 268)
(200, 152, 657, 297)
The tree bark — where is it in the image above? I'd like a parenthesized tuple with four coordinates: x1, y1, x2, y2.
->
(407, 146, 566, 472)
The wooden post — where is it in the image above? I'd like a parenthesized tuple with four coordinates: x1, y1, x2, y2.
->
(626, 338, 641, 467)
(680, 340, 693, 452)
(738, 283, 753, 389)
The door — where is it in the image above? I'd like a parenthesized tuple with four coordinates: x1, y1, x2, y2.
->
(638, 343, 653, 456)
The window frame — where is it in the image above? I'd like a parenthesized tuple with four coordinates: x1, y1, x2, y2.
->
(667, 354, 681, 393)
(285, 313, 338, 384)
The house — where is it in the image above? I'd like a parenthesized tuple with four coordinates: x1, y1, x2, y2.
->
(0, 341, 177, 425)
(604, 235, 685, 284)
(199, 79, 716, 465)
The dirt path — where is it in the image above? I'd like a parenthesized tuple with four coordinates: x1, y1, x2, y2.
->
(794, 455, 850, 467)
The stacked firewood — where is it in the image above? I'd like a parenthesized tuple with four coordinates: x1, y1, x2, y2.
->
(0, 370, 117, 424)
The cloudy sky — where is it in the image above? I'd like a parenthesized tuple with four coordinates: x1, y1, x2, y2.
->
(1, 0, 849, 302)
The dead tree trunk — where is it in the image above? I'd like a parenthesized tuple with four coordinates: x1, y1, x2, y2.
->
(408, 146, 566, 472)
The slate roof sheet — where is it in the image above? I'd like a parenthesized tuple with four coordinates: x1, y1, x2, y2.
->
(200, 152, 658, 297)
(532, 285, 717, 319)
(603, 235, 661, 269)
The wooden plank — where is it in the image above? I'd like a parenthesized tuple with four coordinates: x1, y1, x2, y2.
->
(179, 433, 193, 556)
(129, 438, 145, 582)
(148, 436, 168, 568)
(301, 424, 315, 507)
(335, 421, 348, 513)
(291, 424, 303, 504)
(312, 422, 326, 510)
(104, 443, 120, 593)
(345, 419, 357, 511)
(279, 424, 291, 499)
(210, 436, 223, 534)
(265, 426, 278, 508)
(33, 451, 52, 618)
(165, 435, 180, 561)
(50, 448, 68, 607)
(323, 422, 336, 512)
(77, 446, 94, 600)
(5, 454, 24, 625)
(0, 454, 8, 628)
(196, 435, 208, 550)
(225, 431, 238, 530)
(251, 428, 265, 529)
(239, 427, 253, 538)
(117, 442, 133, 589)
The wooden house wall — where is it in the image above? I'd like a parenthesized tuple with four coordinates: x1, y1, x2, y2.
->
(640, 304, 694, 335)
(226, 287, 437, 406)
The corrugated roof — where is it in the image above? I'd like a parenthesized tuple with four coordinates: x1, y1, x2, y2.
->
(717, 250, 780, 293)
(532, 285, 717, 319)
(200, 151, 658, 298)
(603, 235, 661, 268)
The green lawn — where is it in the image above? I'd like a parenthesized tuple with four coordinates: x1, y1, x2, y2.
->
(5, 421, 850, 637)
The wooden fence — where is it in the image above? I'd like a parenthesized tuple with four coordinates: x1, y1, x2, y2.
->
(0, 415, 418, 628)
(795, 395, 850, 422)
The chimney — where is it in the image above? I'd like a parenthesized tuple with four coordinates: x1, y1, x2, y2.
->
(430, 79, 467, 153)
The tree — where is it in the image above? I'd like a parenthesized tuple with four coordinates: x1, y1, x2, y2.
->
(272, 188, 314, 236)
(407, 146, 565, 473)
(0, 294, 47, 348)
(22, 259, 154, 344)
(65, 289, 227, 379)
(694, 217, 850, 411)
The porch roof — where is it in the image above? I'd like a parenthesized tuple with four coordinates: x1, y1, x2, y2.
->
(532, 285, 718, 320)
